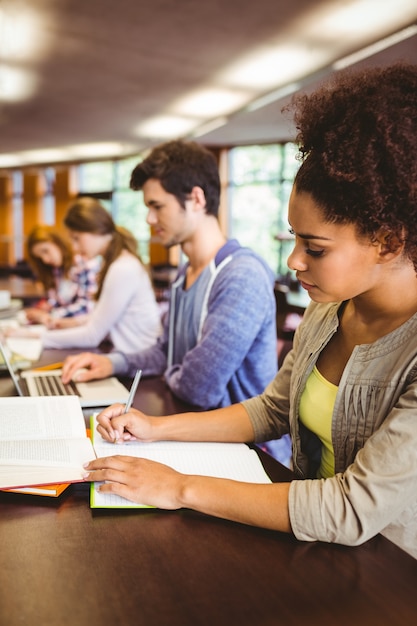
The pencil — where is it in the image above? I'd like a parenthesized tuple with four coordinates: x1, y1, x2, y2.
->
(32, 362, 64, 371)
(123, 369, 142, 413)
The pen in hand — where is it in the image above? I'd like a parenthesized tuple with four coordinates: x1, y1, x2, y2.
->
(123, 369, 142, 414)
(110, 369, 142, 443)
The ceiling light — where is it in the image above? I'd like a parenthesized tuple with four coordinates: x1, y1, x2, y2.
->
(0, 66, 35, 101)
(172, 88, 251, 118)
(0, 6, 42, 60)
(316, 0, 417, 38)
(0, 153, 25, 168)
(68, 142, 136, 159)
(135, 116, 199, 139)
(219, 45, 329, 91)
(17, 148, 71, 164)
(0, 143, 139, 168)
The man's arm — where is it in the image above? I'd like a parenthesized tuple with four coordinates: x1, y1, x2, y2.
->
(164, 255, 276, 407)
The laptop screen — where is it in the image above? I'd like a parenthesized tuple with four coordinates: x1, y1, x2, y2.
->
(0, 340, 25, 397)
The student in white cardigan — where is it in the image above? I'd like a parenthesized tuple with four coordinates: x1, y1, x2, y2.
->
(41, 197, 161, 352)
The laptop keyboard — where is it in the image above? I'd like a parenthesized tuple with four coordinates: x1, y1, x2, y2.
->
(33, 375, 79, 397)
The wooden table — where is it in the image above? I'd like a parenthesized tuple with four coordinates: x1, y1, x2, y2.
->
(0, 351, 416, 626)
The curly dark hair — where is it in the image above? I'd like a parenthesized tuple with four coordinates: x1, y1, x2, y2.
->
(130, 140, 220, 217)
(289, 63, 417, 272)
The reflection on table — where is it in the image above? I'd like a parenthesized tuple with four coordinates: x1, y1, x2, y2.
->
(0, 350, 416, 626)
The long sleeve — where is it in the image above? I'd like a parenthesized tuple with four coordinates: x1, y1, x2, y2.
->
(42, 253, 161, 352)
(109, 331, 169, 378)
(163, 253, 277, 408)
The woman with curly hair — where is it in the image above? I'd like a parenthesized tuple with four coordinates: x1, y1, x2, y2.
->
(41, 197, 161, 352)
(26, 225, 99, 328)
(83, 64, 417, 558)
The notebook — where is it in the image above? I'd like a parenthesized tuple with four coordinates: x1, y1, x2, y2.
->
(0, 340, 130, 409)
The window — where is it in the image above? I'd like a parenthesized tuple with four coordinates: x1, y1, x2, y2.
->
(227, 143, 299, 277)
(78, 161, 114, 194)
(12, 171, 24, 261)
(77, 156, 150, 263)
(5, 143, 300, 269)
(43, 168, 56, 225)
(113, 157, 150, 262)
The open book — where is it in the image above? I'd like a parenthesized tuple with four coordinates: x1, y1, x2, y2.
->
(0, 396, 96, 490)
(90, 416, 272, 508)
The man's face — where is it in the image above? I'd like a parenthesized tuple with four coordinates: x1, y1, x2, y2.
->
(143, 178, 194, 248)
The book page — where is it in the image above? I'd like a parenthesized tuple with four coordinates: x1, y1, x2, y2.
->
(91, 425, 271, 508)
(0, 438, 95, 488)
(0, 437, 95, 466)
(0, 396, 86, 441)
(0, 396, 94, 489)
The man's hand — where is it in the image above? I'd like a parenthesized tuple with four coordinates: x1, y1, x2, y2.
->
(61, 352, 113, 383)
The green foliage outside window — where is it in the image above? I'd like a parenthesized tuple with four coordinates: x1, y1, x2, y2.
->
(78, 156, 150, 263)
(228, 143, 299, 276)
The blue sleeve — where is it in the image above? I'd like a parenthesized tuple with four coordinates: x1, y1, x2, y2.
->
(110, 314, 170, 376)
(164, 255, 276, 408)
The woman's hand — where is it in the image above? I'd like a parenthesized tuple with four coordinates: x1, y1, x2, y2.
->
(83, 455, 186, 509)
(25, 307, 52, 325)
(95, 404, 156, 443)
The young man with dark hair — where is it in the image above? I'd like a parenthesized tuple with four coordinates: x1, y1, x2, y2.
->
(62, 140, 278, 409)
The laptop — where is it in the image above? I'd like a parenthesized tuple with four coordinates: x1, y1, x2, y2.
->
(0, 340, 130, 409)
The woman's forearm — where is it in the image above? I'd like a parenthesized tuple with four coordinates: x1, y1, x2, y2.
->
(178, 475, 292, 532)
(153, 403, 256, 444)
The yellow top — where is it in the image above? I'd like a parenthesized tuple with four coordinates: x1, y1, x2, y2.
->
(299, 365, 338, 478)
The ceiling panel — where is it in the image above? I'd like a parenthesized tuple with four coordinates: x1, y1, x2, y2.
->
(0, 0, 416, 166)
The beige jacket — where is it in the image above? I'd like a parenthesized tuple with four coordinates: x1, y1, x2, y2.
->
(243, 302, 417, 558)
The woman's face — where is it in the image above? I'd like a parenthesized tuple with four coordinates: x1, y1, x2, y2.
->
(287, 187, 382, 303)
(68, 231, 110, 259)
(32, 241, 62, 267)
